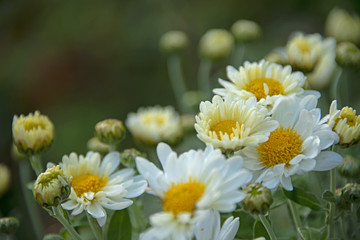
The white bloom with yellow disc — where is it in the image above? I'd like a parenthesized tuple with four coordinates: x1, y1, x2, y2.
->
(136, 143, 252, 240)
(214, 60, 307, 107)
(241, 95, 342, 191)
(61, 151, 147, 226)
(126, 106, 183, 145)
(195, 95, 278, 151)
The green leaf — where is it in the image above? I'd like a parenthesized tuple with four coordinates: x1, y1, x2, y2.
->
(322, 191, 336, 203)
(107, 209, 132, 240)
(357, 205, 360, 219)
(253, 219, 270, 240)
(298, 228, 311, 240)
(233, 209, 255, 239)
(271, 188, 287, 209)
(283, 187, 324, 211)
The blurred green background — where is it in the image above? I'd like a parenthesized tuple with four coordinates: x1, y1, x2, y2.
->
(0, 0, 359, 239)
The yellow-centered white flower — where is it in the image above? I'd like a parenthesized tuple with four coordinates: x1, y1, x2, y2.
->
(126, 106, 183, 145)
(214, 60, 307, 107)
(61, 151, 147, 226)
(241, 95, 342, 191)
(327, 100, 360, 146)
(195, 95, 278, 151)
(136, 143, 252, 240)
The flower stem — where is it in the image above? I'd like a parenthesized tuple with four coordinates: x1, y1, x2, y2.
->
(231, 43, 245, 66)
(52, 206, 82, 240)
(87, 212, 104, 240)
(258, 215, 277, 240)
(129, 200, 147, 233)
(287, 200, 303, 238)
(167, 54, 188, 113)
(19, 161, 43, 240)
(29, 154, 43, 176)
(330, 67, 343, 106)
(328, 168, 336, 238)
(197, 58, 212, 99)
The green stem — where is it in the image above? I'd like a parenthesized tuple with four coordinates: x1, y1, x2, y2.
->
(328, 168, 336, 238)
(287, 200, 303, 239)
(340, 214, 347, 240)
(29, 154, 43, 176)
(258, 215, 277, 240)
(87, 212, 104, 240)
(52, 206, 82, 240)
(330, 67, 343, 106)
(19, 161, 43, 240)
(197, 58, 212, 99)
(128, 200, 147, 233)
(167, 54, 188, 113)
(231, 43, 245, 66)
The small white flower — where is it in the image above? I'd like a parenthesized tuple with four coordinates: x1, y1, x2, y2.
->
(214, 60, 307, 107)
(61, 151, 147, 226)
(241, 95, 342, 191)
(136, 143, 252, 240)
(126, 105, 183, 145)
(195, 95, 278, 151)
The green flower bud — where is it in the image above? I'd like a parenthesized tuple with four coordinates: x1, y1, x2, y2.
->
(87, 137, 110, 154)
(120, 148, 147, 168)
(335, 187, 348, 210)
(336, 42, 360, 68)
(159, 30, 189, 54)
(199, 29, 234, 61)
(242, 183, 273, 215)
(12, 111, 55, 155)
(95, 119, 126, 145)
(337, 155, 360, 178)
(0, 217, 19, 235)
(33, 165, 71, 208)
(231, 20, 262, 42)
(0, 164, 10, 198)
(341, 183, 360, 204)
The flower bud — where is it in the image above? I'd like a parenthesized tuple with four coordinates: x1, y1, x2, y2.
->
(0, 164, 10, 198)
(231, 20, 261, 42)
(335, 187, 348, 210)
(120, 148, 147, 168)
(87, 137, 110, 154)
(12, 111, 54, 155)
(199, 29, 234, 61)
(33, 165, 71, 208)
(337, 155, 360, 178)
(336, 42, 360, 68)
(159, 30, 189, 54)
(95, 119, 126, 145)
(341, 183, 360, 204)
(0, 217, 19, 235)
(242, 183, 273, 215)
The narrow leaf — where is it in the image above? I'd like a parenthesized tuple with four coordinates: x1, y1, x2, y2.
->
(283, 187, 324, 211)
(253, 219, 270, 240)
(107, 209, 132, 240)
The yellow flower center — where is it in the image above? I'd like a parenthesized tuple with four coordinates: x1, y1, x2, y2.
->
(143, 115, 165, 125)
(257, 126, 303, 167)
(295, 39, 311, 53)
(72, 174, 108, 197)
(23, 121, 46, 131)
(210, 120, 239, 140)
(163, 179, 205, 215)
(246, 78, 284, 100)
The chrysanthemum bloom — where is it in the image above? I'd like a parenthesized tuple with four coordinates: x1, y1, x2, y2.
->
(195, 95, 278, 151)
(214, 60, 308, 108)
(126, 106, 183, 145)
(325, 7, 360, 45)
(12, 111, 54, 155)
(61, 151, 147, 226)
(136, 143, 252, 240)
(286, 32, 336, 90)
(194, 211, 239, 240)
(0, 164, 10, 198)
(327, 100, 360, 146)
(241, 95, 342, 191)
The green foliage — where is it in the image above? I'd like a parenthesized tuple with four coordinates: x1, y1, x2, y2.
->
(283, 187, 325, 211)
(107, 209, 132, 240)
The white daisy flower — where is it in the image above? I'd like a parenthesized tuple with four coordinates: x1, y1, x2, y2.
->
(241, 95, 342, 191)
(327, 100, 360, 146)
(61, 151, 147, 226)
(195, 95, 278, 151)
(126, 105, 183, 145)
(213, 60, 307, 107)
(136, 143, 252, 240)
(194, 211, 239, 240)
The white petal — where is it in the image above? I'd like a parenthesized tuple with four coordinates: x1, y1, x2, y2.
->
(314, 151, 343, 171)
(87, 203, 106, 218)
(101, 151, 120, 175)
(157, 142, 173, 167)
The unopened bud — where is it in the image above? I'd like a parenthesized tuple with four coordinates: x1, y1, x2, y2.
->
(120, 148, 147, 168)
(231, 20, 261, 43)
(335, 187, 348, 210)
(0, 164, 10, 198)
(341, 183, 360, 204)
(336, 42, 360, 68)
(242, 183, 273, 215)
(12, 111, 55, 155)
(0, 217, 19, 235)
(159, 30, 189, 54)
(33, 165, 71, 208)
(337, 155, 360, 178)
(87, 137, 110, 154)
(95, 119, 126, 145)
(199, 29, 234, 61)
